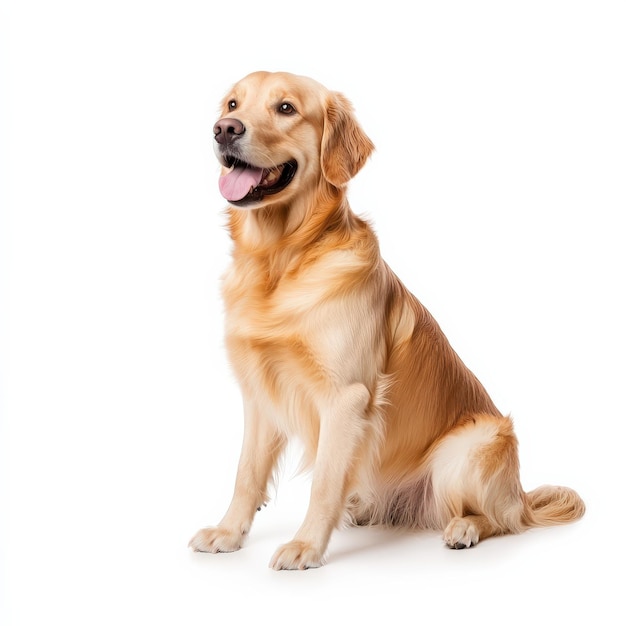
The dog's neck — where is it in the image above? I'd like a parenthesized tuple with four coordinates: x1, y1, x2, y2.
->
(226, 183, 365, 292)
(227, 182, 351, 249)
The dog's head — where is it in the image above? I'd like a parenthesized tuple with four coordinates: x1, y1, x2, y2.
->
(213, 71, 374, 210)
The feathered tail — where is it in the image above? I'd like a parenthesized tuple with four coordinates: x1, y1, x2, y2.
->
(524, 484, 585, 527)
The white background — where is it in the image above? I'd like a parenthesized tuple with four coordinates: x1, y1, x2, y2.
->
(2, 1, 625, 624)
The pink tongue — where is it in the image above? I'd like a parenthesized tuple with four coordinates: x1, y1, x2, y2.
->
(219, 165, 264, 201)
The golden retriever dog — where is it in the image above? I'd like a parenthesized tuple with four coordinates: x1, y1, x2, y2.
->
(189, 71, 585, 569)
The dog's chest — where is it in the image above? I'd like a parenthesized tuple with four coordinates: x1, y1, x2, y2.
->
(220, 258, 334, 429)
(222, 248, 359, 339)
(221, 250, 379, 408)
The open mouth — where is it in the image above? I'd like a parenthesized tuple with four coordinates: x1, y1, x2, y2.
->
(218, 157, 297, 206)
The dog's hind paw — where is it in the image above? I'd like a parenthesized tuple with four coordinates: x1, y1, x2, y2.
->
(443, 516, 480, 550)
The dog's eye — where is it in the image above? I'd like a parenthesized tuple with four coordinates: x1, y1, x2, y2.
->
(228, 100, 237, 111)
(278, 102, 296, 115)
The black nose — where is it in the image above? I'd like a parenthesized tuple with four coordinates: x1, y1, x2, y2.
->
(213, 117, 245, 146)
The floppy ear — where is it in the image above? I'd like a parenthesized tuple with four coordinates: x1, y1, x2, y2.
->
(321, 92, 375, 187)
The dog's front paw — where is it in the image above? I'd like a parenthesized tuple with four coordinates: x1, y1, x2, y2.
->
(188, 526, 244, 553)
(269, 540, 325, 570)
(443, 516, 480, 550)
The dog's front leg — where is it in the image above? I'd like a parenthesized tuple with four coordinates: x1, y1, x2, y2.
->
(189, 397, 285, 554)
(269, 383, 370, 570)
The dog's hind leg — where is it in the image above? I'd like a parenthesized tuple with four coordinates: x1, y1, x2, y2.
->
(428, 413, 527, 549)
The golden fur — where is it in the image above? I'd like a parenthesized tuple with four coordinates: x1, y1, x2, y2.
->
(189, 71, 585, 569)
